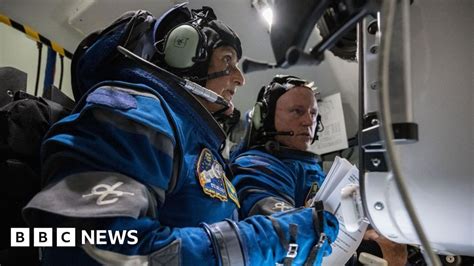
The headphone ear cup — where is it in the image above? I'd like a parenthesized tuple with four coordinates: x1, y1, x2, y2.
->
(163, 24, 201, 68)
(252, 102, 264, 130)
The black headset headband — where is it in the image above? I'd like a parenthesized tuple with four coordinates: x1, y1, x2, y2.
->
(260, 75, 317, 132)
(249, 75, 322, 149)
(156, 5, 242, 85)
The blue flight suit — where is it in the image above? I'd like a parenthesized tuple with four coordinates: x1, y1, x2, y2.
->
(231, 147, 334, 264)
(23, 10, 338, 265)
(231, 147, 326, 225)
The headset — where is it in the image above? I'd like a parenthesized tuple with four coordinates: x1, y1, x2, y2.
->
(161, 9, 210, 70)
(249, 75, 323, 148)
(155, 6, 242, 83)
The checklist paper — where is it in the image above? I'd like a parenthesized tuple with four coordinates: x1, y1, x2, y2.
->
(312, 156, 369, 265)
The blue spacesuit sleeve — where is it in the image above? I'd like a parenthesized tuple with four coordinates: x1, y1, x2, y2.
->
(231, 150, 299, 218)
(202, 206, 339, 265)
(227, 150, 338, 265)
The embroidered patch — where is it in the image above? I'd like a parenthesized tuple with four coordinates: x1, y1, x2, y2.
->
(196, 148, 228, 201)
(86, 87, 137, 110)
(305, 182, 320, 207)
(224, 177, 240, 208)
(82, 181, 135, 206)
(272, 201, 292, 212)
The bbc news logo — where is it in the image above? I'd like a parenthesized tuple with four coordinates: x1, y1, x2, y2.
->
(11, 228, 138, 247)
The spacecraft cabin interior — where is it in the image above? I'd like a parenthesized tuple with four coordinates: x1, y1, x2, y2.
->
(0, 0, 472, 265)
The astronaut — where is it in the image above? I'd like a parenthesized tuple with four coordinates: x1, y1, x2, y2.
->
(231, 75, 326, 218)
(23, 4, 337, 265)
(231, 75, 407, 265)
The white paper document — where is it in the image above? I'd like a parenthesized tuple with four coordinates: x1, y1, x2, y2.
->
(309, 93, 348, 155)
(314, 156, 353, 203)
(312, 156, 369, 266)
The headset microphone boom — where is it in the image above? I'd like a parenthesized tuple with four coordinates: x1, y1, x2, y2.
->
(117, 45, 230, 109)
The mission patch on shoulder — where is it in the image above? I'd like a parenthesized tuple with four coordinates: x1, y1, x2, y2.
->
(196, 148, 228, 201)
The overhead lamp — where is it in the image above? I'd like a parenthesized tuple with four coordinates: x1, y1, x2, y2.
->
(251, 0, 273, 31)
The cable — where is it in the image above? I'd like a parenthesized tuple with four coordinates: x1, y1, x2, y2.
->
(34, 42, 43, 97)
(59, 55, 64, 91)
(43, 48, 57, 96)
(377, 1, 441, 265)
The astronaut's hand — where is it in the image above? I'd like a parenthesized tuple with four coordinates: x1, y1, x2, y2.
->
(269, 206, 339, 265)
(364, 229, 408, 266)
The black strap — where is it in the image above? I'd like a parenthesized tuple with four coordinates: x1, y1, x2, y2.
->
(283, 223, 298, 266)
(268, 216, 300, 266)
(304, 233, 327, 266)
(311, 201, 325, 236)
(268, 216, 289, 249)
(304, 201, 328, 266)
(190, 66, 231, 82)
